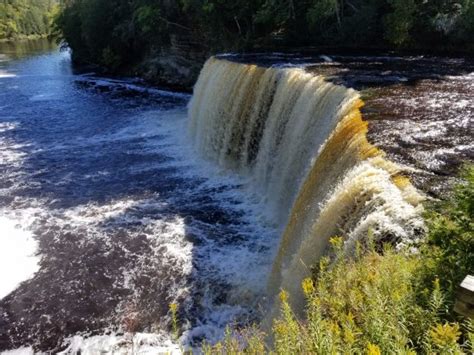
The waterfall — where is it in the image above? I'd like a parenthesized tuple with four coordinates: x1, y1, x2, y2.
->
(189, 57, 425, 317)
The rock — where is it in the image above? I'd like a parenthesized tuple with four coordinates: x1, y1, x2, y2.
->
(454, 275, 474, 319)
(136, 34, 209, 91)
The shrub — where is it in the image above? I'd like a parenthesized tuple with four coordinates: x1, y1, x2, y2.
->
(420, 165, 474, 311)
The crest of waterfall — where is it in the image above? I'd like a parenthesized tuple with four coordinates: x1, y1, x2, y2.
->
(188, 57, 425, 317)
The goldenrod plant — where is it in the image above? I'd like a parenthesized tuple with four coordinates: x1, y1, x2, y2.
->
(170, 302, 179, 341)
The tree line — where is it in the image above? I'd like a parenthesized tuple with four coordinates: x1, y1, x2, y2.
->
(0, 0, 58, 40)
(55, 0, 474, 70)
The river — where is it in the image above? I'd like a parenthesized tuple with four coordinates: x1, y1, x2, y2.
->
(0, 40, 277, 353)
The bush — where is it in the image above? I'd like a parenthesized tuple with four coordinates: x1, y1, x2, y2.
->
(420, 165, 474, 312)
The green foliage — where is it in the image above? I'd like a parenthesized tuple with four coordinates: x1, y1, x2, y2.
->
(53, 0, 136, 68)
(457, 1, 474, 44)
(169, 302, 179, 341)
(307, 0, 340, 29)
(133, 5, 163, 37)
(206, 250, 471, 354)
(0, 0, 58, 40)
(271, 248, 426, 353)
(54, 0, 474, 70)
(421, 165, 474, 309)
(383, 0, 417, 45)
(204, 166, 474, 354)
(306, 0, 386, 45)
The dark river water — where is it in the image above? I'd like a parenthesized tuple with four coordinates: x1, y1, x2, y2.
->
(0, 40, 277, 353)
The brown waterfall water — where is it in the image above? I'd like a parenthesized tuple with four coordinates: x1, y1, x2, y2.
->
(189, 57, 425, 316)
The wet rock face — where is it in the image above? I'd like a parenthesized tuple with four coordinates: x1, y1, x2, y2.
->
(137, 52, 203, 92)
(136, 35, 209, 91)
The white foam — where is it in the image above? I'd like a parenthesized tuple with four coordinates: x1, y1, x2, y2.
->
(319, 55, 333, 62)
(0, 216, 40, 299)
(0, 69, 16, 78)
(137, 109, 279, 340)
(1, 347, 35, 355)
(29, 93, 59, 102)
(5, 333, 181, 355)
(0, 122, 17, 133)
(75, 76, 192, 99)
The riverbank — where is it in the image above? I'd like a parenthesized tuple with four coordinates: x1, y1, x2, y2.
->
(54, 0, 474, 92)
(81, 41, 474, 92)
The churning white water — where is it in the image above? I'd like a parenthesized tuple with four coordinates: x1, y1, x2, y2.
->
(189, 57, 425, 315)
(0, 216, 39, 299)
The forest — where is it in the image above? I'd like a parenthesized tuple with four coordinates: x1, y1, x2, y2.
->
(0, 0, 58, 40)
(54, 0, 474, 71)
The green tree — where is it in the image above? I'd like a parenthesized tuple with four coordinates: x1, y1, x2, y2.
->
(383, 0, 417, 46)
(0, 0, 58, 40)
(421, 165, 474, 309)
(54, 0, 474, 71)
